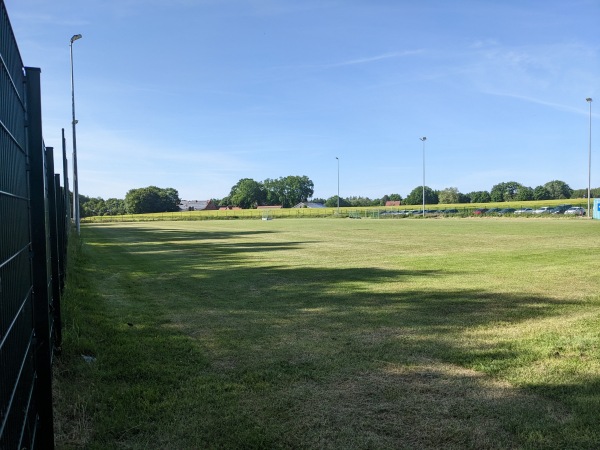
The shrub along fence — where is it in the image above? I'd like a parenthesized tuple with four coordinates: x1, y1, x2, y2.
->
(1, 2, 69, 449)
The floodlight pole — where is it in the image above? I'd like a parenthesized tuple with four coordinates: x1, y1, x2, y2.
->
(336, 156, 340, 213)
(70, 33, 82, 234)
(586, 98, 592, 218)
(420, 137, 427, 217)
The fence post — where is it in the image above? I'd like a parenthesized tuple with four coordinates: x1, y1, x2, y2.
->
(47, 155, 63, 349)
(56, 176, 67, 292)
(61, 127, 71, 237)
(25, 66, 56, 450)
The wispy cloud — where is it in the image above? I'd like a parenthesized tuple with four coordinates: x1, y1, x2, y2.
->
(451, 40, 598, 112)
(328, 50, 423, 68)
(481, 91, 593, 117)
(10, 11, 88, 27)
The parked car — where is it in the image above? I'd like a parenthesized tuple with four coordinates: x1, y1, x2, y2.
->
(497, 208, 516, 215)
(533, 206, 553, 214)
(485, 208, 502, 214)
(514, 208, 534, 214)
(550, 204, 572, 214)
(473, 208, 488, 215)
(564, 207, 586, 216)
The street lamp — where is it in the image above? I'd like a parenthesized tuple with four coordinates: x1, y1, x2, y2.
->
(336, 157, 340, 213)
(586, 98, 592, 218)
(70, 33, 82, 233)
(420, 137, 427, 217)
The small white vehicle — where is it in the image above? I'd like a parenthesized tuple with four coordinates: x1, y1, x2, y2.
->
(514, 208, 534, 214)
(564, 207, 586, 216)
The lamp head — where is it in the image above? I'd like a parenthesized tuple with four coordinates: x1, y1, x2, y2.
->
(586, 98, 593, 102)
(420, 137, 427, 141)
(70, 34, 82, 43)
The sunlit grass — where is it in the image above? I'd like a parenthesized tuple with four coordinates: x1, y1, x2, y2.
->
(55, 218, 600, 449)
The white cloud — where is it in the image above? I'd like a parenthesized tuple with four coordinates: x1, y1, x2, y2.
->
(328, 50, 424, 68)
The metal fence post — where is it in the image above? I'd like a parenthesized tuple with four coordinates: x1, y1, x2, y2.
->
(24, 65, 56, 450)
(56, 175, 67, 292)
(47, 149, 63, 350)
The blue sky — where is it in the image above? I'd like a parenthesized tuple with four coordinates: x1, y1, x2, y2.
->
(5, 0, 599, 201)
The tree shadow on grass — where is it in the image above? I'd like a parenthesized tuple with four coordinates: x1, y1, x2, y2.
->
(75, 224, 599, 449)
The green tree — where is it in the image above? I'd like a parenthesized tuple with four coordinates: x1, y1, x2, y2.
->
(438, 187, 461, 204)
(263, 175, 314, 207)
(325, 196, 350, 208)
(263, 178, 285, 206)
(490, 181, 523, 202)
(533, 186, 551, 201)
(380, 193, 402, 206)
(515, 186, 534, 201)
(80, 195, 105, 217)
(105, 198, 126, 215)
(125, 186, 181, 214)
(457, 193, 471, 203)
(229, 178, 265, 209)
(285, 175, 314, 207)
(347, 196, 378, 207)
(466, 191, 491, 203)
(404, 186, 438, 205)
(543, 180, 572, 199)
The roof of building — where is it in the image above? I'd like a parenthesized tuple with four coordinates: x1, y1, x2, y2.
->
(179, 200, 216, 211)
(385, 201, 402, 206)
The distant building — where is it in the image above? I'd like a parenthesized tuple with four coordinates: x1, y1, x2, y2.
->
(179, 200, 217, 211)
(293, 202, 326, 208)
(257, 205, 283, 209)
(385, 201, 402, 207)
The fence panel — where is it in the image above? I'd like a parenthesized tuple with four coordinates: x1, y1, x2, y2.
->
(0, 3, 39, 448)
(25, 66, 57, 449)
(1, 2, 66, 448)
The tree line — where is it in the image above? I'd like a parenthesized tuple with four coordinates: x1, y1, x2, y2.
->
(217, 175, 315, 209)
(79, 186, 180, 217)
(79, 176, 315, 216)
(312, 180, 598, 208)
(79, 179, 599, 217)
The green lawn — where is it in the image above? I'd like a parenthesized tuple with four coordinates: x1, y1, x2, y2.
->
(55, 218, 600, 449)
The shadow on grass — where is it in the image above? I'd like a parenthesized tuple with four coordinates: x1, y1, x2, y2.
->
(62, 224, 599, 449)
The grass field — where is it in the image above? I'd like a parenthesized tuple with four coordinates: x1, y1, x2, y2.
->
(54, 218, 600, 449)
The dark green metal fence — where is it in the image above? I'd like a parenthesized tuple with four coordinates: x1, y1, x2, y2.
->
(1, 2, 68, 448)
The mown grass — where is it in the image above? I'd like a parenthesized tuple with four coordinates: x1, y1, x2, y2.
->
(54, 218, 600, 449)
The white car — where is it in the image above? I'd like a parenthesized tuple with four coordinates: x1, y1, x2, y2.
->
(564, 207, 586, 216)
(533, 206, 553, 214)
(514, 208, 534, 214)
